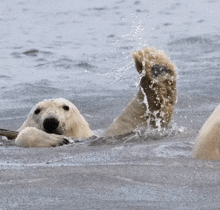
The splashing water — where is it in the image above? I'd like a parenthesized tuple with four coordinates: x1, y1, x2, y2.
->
(88, 122, 186, 146)
(122, 20, 146, 48)
(108, 19, 149, 83)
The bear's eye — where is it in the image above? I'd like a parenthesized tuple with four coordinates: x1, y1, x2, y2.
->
(63, 105, 69, 111)
(34, 108, 41, 115)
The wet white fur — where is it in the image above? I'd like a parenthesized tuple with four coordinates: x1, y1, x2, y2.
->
(194, 104, 220, 160)
(16, 98, 93, 147)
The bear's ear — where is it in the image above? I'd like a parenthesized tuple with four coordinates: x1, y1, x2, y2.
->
(17, 106, 42, 132)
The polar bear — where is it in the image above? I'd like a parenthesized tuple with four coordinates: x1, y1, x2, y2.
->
(5, 47, 177, 147)
(194, 104, 220, 160)
(15, 98, 94, 147)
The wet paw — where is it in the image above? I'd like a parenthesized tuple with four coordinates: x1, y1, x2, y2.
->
(53, 137, 74, 147)
(132, 47, 176, 79)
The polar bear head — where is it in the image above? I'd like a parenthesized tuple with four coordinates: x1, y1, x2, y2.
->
(18, 98, 93, 138)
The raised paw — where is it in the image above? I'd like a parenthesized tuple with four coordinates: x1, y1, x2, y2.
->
(133, 47, 177, 128)
(132, 47, 177, 79)
(103, 47, 178, 137)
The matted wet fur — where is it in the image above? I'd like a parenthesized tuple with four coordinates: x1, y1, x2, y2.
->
(104, 47, 177, 136)
(194, 104, 220, 160)
(1, 47, 178, 147)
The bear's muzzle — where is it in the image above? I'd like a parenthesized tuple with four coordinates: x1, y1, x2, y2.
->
(43, 117, 60, 134)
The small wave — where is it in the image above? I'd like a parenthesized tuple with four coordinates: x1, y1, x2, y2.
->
(88, 7, 107, 11)
(153, 142, 194, 158)
(74, 61, 95, 69)
(36, 58, 96, 70)
(168, 35, 220, 53)
(107, 34, 115, 38)
(11, 49, 53, 58)
(36, 58, 72, 69)
(135, 9, 149, 13)
(23, 49, 39, 56)
(88, 124, 186, 146)
(169, 36, 212, 46)
(119, 46, 133, 50)
(134, 1, 140, 5)
(2, 82, 64, 100)
(26, 139, 193, 167)
(0, 75, 11, 79)
(24, 49, 53, 56)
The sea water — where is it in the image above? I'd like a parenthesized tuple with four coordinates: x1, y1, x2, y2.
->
(1, 0, 220, 209)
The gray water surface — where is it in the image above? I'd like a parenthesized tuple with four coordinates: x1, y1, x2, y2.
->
(1, 0, 220, 209)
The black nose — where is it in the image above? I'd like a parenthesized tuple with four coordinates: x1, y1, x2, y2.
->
(43, 117, 59, 133)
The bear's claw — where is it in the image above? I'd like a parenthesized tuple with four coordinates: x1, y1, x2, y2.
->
(54, 137, 74, 147)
